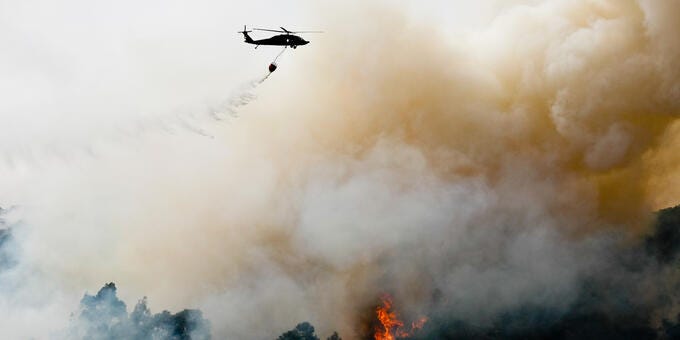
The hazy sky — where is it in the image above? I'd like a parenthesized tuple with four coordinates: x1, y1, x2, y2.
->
(0, 0, 522, 160)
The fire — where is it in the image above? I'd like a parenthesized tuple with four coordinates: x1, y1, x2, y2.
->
(374, 295, 428, 340)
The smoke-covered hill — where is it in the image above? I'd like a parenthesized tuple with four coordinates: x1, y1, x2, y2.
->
(65, 282, 210, 340)
(279, 206, 680, 340)
(2, 205, 680, 339)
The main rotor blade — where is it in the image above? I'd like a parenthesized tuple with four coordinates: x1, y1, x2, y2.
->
(253, 27, 323, 34)
(253, 28, 285, 33)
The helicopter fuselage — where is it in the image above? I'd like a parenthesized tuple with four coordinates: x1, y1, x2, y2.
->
(243, 33, 309, 49)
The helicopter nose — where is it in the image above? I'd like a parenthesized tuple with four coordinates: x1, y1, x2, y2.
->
(302, 40, 309, 45)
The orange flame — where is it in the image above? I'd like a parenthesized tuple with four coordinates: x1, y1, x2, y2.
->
(374, 295, 428, 340)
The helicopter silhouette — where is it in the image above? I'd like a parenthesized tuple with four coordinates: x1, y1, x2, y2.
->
(239, 26, 322, 49)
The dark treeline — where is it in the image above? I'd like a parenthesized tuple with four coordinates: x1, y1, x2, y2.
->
(276, 322, 342, 340)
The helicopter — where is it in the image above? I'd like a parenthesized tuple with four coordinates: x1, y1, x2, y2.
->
(238, 26, 322, 49)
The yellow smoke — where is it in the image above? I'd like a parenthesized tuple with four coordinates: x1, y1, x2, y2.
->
(195, 1, 680, 335)
(257, 0, 680, 231)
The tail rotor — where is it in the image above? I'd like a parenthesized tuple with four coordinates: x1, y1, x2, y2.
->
(237, 25, 252, 34)
(238, 25, 254, 44)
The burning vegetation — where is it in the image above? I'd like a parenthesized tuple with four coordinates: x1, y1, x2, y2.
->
(374, 295, 427, 340)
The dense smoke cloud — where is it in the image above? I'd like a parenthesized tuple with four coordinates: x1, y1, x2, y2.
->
(0, 0, 680, 339)
(412, 206, 680, 339)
